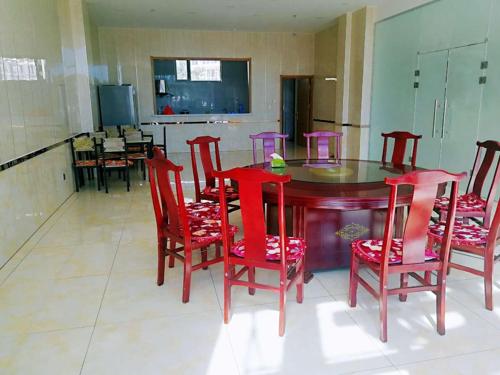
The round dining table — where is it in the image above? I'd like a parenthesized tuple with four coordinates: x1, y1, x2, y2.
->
(254, 158, 423, 275)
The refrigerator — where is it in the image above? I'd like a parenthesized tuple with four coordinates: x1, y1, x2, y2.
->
(98, 85, 137, 127)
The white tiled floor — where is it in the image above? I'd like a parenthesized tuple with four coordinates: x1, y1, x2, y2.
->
(1, 148, 500, 374)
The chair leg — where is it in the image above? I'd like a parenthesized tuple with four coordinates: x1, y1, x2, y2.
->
(279, 274, 287, 336)
(104, 167, 109, 193)
(182, 250, 192, 303)
(379, 278, 388, 342)
(296, 264, 304, 303)
(126, 167, 130, 191)
(436, 270, 446, 335)
(142, 160, 146, 180)
(73, 167, 80, 192)
(399, 273, 409, 302)
(157, 238, 166, 286)
(485, 253, 494, 311)
(224, 265, 233, 324)
(424, 271, 432, 285)
(248, 266, 255, 295)
(348, 255, 360, 308)
(201, 247, 208, 270)
(96, 167, 101, 191)
(168, 239, 176, 268)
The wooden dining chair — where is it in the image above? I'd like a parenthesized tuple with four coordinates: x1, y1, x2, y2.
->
(304, 131, 343, 160)
(151, 146, 221, 221)
(71, 135, 100, 192)
(249, 131, 289, 164)
(214, 167, 306, 336)
(125, 131, 147, 180)
(146, 153, 237, 303)
(186, 136, 239, 212)
(349, 169, 466, 342)
(381, 131, 422, 167)
(434, 140, 500, 228)
(428, 199, 500, 310)
(100, 137, 133, 193)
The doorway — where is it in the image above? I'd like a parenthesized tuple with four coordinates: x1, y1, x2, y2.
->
(280, 76, 313, 147)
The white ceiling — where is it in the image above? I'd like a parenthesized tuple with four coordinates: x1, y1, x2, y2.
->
(85, 0, 388, 32)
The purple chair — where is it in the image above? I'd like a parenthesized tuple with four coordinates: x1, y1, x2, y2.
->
(304, 131, 343, 160)
(250, 132, 288, 164)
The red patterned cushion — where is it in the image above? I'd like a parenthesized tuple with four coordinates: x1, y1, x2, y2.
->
(203, 185, 238, 200)
(352, 239, 438, 265)
(435, 193, 486, 213)
(185, 202, 220, 220)
(189, 219, 237, 245)
(75, 160, 98, 167)
(428, 221, 489, 247)
(231, 235, 306, 261)
(127, 152, 147, 159)
(104, 159, 134, 167)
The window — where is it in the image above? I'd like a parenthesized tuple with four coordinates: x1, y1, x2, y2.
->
(176, 60, 188, 80)
(190, 60, 221, 81)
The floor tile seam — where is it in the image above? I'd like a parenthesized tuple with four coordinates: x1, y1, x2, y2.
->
(78, 222, 124, 375)
(0, 324, 96, 339)
(94, 307, 225, 329)
(392, 346, 500, 368)
(314, 275, 343, 301)
(0, 193, 80, 286)
(207, 270, 242, 375)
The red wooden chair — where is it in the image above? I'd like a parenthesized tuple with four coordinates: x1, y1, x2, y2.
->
(186, 136, 239, 213)
(214, 167, 306, 336)
(434, 140, 500, 228)
(304, 131, 343, 160)
(249, 132, 288, 164)
(381, 131, 422, 167)
(349, 169, 466, 342)
(428, 199, 500, 310)
(146, 153, 237, 303)
(151, 146, 221, 220)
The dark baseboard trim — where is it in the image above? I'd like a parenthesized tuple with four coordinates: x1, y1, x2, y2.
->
(0, 133, 85, 172)
(313, 119, 336, 124)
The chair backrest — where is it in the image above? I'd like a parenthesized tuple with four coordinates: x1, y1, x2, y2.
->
(381, 131, 422, 167)
(146, 151, 189, 241)
(382, 170, 466, 266)
(486, 200, 500, 247)
(214, 167, 291, 264)
(303, 131, 343, 160)
(466, 140, 500, 224)
(249, 132, 289, 164)
(73, 136, 94, 152)
(103, 137, 125, 152)
(186, 136, 222, 202)
(125, 130, 143, 142)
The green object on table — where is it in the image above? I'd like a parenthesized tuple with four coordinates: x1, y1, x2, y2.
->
(271, 159, 286, 168)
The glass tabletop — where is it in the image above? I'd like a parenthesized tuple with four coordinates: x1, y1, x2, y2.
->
(262, 159, 412, 184)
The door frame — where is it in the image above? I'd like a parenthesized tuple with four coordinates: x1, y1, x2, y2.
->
(279, 75, 314, 142)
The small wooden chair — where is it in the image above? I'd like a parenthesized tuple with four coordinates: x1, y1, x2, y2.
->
(186, 136, 239, 212)
(146, 153, 237, 303)
(100, 137, 133, 193)
(249, 132, 288, 164)
(381, 131, 422, 167)
(304, 131, 343, 160)
(434, 140, 500, 228)
(71, 135, 100, 191)
(349, 169, 466, 342)
(428, 199, 500, 310)
(125, 131, 147, 180)
(214, 167, 306, 336)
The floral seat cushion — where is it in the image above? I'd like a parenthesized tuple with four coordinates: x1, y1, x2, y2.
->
(127, 152, 147, 159)
(231, 235, 306, 261)
(104, 159, 134, 167)
(428, 221, 489, 247)
(185, 201, 220, 220)
(203, 185, 238, 200)
(352, 239, 438, 265)
(189, 219, 237, 245)
(75, 160, 98, 167)
(434, 193, 486, 213)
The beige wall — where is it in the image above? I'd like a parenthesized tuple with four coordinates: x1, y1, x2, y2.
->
(97, 27, 314, 151)
(0, 0, 88, 267)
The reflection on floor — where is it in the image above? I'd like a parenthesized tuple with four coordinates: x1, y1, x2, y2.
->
(1, 147, 500, 375)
